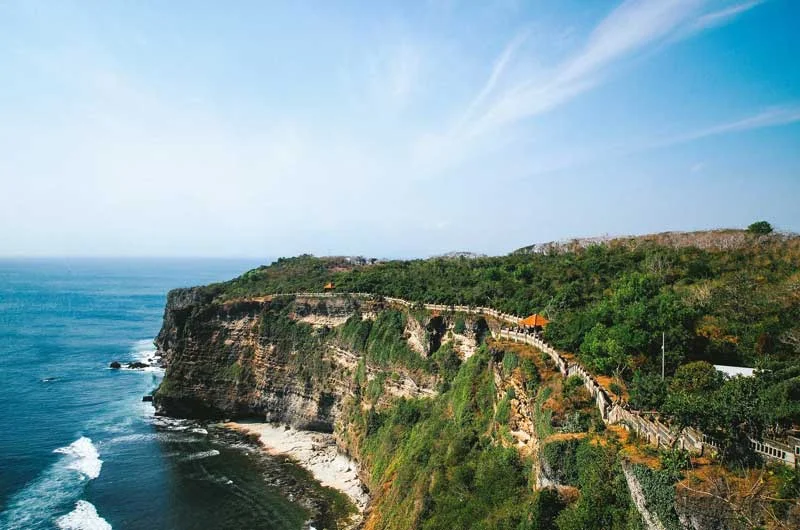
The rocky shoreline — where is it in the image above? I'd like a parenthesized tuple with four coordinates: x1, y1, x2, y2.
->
(150, 416, 361, 529)
(225, 421, 368, 528)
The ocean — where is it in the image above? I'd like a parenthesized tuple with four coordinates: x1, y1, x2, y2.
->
(0, 258, 337, 530)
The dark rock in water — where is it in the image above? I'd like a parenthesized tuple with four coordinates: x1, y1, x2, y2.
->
(127, 361, 149, 369)
(142, 395, 154, 402)
(109, 361, 122, 369)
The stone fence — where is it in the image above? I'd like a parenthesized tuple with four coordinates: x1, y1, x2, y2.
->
(499, 329, 568, 375)
(283, 293, 521, 325)
(499, 329, 612, 420)
(750, 437, 798, 466)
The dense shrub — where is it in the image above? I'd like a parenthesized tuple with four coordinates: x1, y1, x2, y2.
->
(555, 443, 636, 530)
(541, 439, 581, 486)
(630, 464, 681, 530)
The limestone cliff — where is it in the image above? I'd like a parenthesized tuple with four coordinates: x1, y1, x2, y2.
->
(153, 292, 436, 430)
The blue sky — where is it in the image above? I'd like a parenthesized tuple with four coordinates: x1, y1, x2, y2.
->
(1, 0, 798, 258)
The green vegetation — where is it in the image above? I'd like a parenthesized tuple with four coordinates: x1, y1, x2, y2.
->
(563, 375, 584, 397)
(206, 233, 800, 378)
(345, 348, 644, 530)
(630, 464, 682, 530)
(339, 310, 427, 370)
(502, 350, 519, 377)
(748, 221, 774, 235)
(347, 349, 535, 529)
(553, 442, 642, 530)
(430, 342, 461, 390)
(155, 228, 800, 529)
(660, 360, 799, 463)
(534, 387, 555, 440)
(520, 357, 540, 392)
(629, 371, 667, 410)
(495, 387, 515, 426)
(203, 231, 799, 463)
(541, 439, 581, 486)
(257, 297, 332, 385)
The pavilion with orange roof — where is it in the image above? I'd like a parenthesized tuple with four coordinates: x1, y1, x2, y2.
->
(519, 313, 549, 330)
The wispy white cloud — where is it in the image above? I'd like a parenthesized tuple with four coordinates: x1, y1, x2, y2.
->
(460, 0, 762, 139)
(689, 0, 765, 32)
(407, 0, 770, 177)
(662, 105, 800, 146)
(455, 30, 530, 130)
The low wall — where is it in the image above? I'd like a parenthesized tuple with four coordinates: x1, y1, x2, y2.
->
(498, 329, 568, 375)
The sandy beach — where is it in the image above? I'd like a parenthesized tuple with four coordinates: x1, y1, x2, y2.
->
(225, 421, 369, 514)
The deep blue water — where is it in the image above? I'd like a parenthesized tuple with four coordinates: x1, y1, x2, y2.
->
(0, 258, 320, 530)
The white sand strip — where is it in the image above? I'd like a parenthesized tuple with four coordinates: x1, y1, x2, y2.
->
(225, 422, 369, 511)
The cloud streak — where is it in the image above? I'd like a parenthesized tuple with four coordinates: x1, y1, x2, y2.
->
(661, 105, 800, 146)
(689, 0, 766, 32)
(459, 0, 763, 139)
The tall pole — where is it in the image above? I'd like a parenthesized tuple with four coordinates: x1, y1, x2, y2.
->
(662, 332, 665, 380)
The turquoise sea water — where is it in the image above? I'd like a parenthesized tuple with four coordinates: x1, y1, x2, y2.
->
(0, 258, 326, 530)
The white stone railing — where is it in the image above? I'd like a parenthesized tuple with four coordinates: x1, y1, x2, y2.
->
(277, 293, 521, 325)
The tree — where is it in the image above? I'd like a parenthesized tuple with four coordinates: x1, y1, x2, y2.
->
(669, 361, 722, 394)
(747, 221, 773, 235)
(662, 390, 717, 435)
(629, 370, 667, 410)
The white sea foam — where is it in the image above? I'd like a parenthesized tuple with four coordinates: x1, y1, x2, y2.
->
(182, 449, 220, 461)
(56, 500, 112, 530)
(131, 338, 157, 363)
(0, 437, 104, 529)
(108, 432, 203, 446)
(122, 338, 164, 373)
(108, 433, 156, 444)
(54, 437, 103, 480)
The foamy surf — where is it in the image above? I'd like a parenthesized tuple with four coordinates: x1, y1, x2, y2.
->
(0, 437, 104, 529)
(183, 449, 220, 461)
(54, 437, 103, 480)
(131, 339, 160, 365)
(56, 501, 112, 530)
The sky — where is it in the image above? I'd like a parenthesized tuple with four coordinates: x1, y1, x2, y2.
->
(1, 0, 798, 258)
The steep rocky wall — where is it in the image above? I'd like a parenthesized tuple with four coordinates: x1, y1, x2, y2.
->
(157, 294, 347, 427)
(153, 293, 435, 431)
(621, 461, 667, 530)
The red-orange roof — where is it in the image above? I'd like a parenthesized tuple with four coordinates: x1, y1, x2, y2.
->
(520, 314, 549, 327)
(323, 282, 334, 290)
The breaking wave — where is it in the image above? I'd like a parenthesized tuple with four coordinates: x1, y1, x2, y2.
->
(0, 437, 103, 529)
(55, 500, 112, 530)
(54, 437, 103, 480)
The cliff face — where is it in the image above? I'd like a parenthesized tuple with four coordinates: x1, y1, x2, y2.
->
(154, 293, 435, 431)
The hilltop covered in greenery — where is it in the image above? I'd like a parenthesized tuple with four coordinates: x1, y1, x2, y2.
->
(205, 229, 799, 370)
(201, 228, 799, 447)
